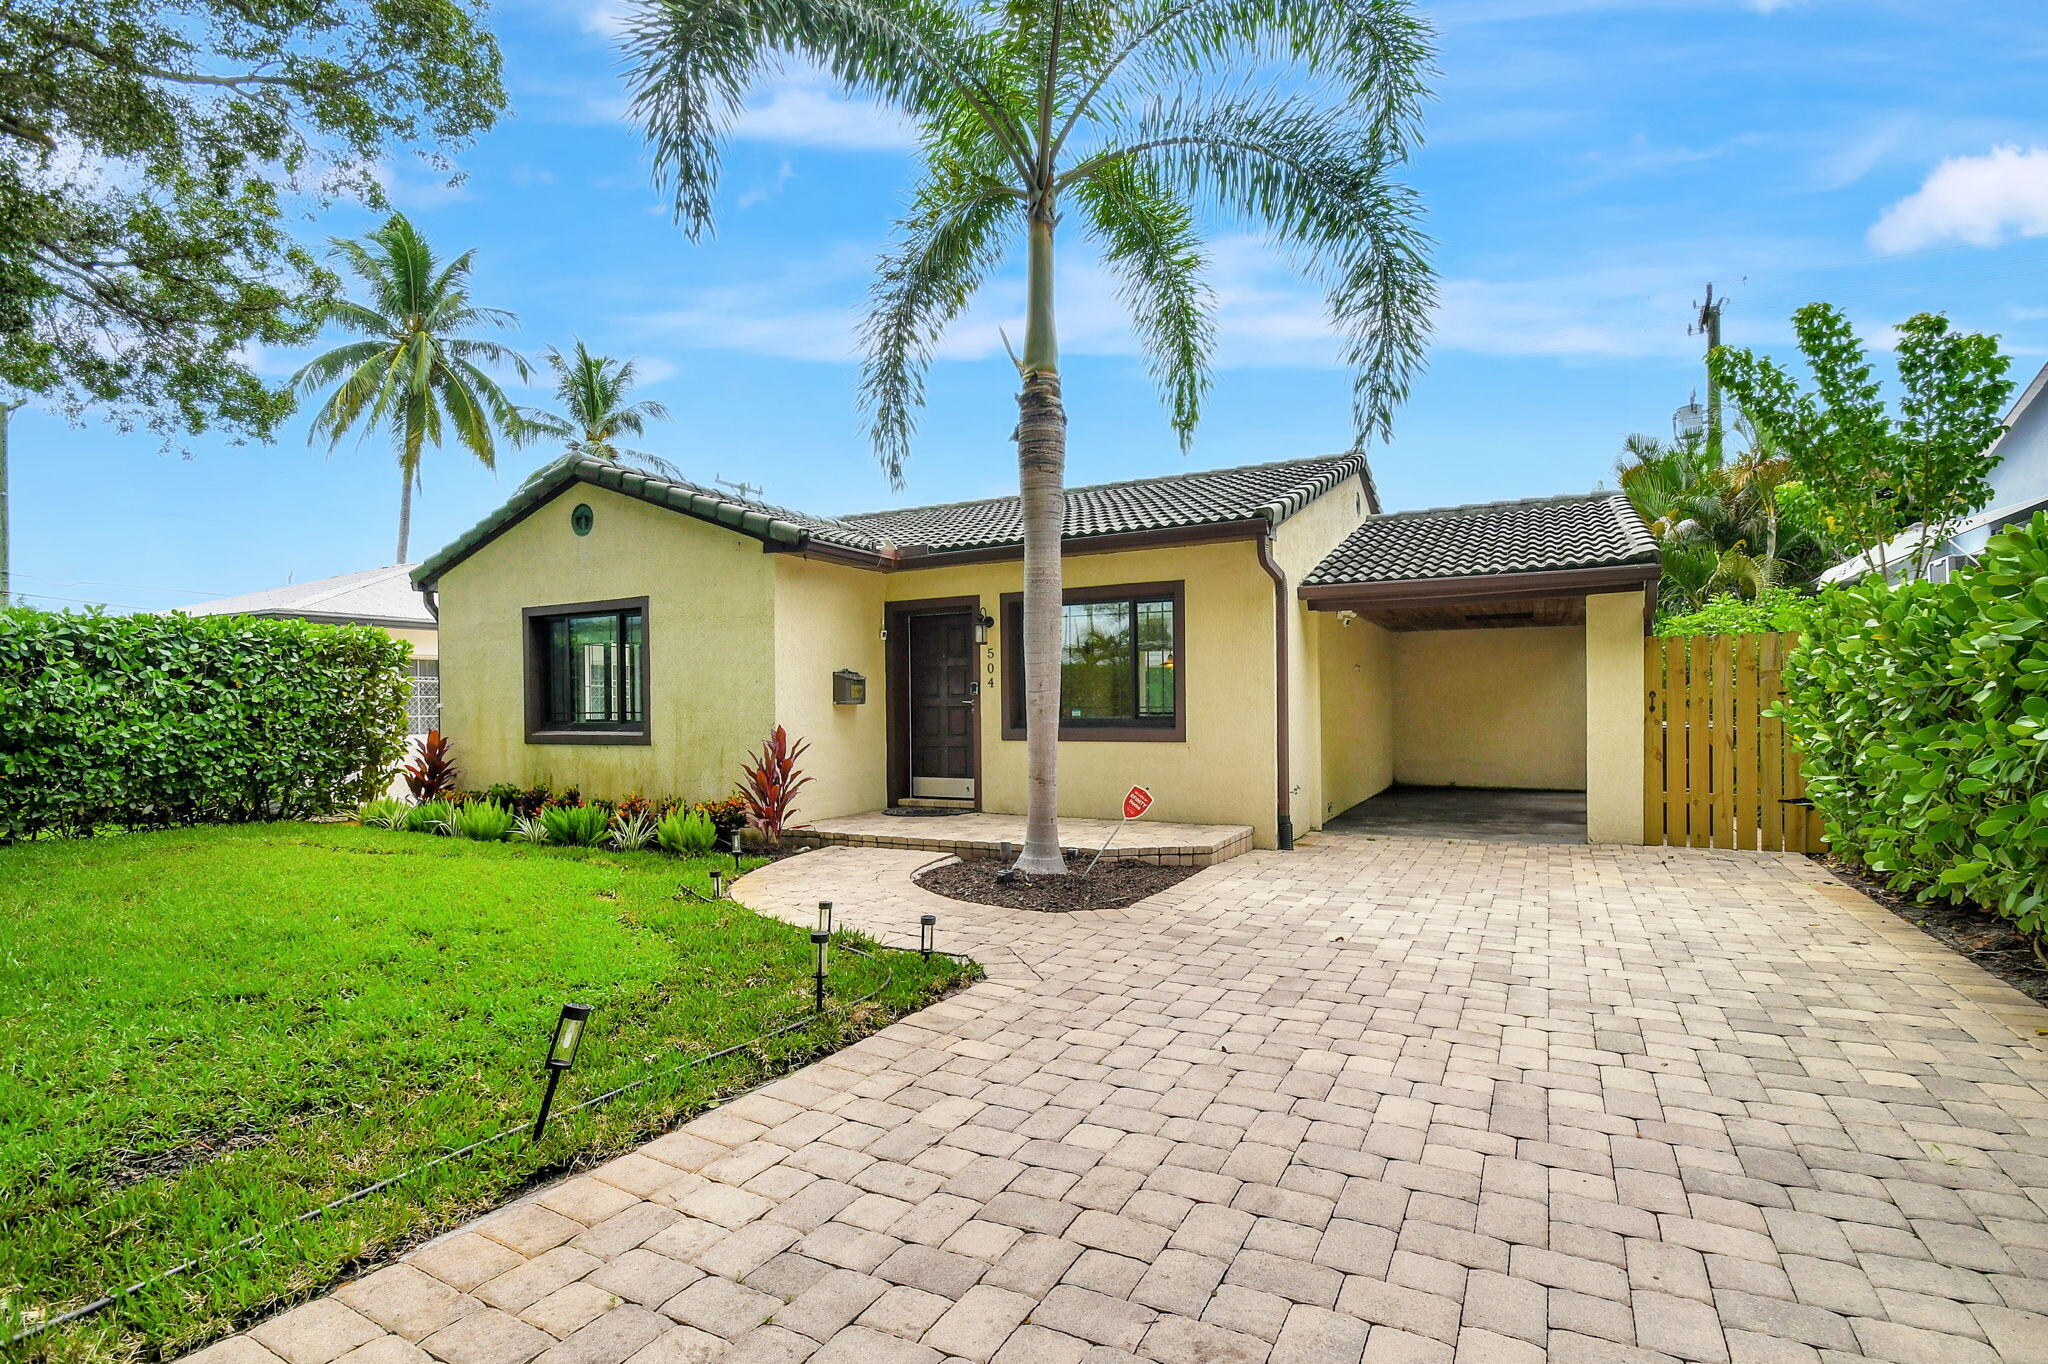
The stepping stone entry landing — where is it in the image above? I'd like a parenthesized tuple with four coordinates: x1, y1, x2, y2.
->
(188, 834, 2048, 1364)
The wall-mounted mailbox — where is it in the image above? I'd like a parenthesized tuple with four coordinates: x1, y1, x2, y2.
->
(833, 669, 867, 705)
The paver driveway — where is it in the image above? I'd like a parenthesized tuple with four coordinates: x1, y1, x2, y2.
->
(197, 834, 2048, 1364)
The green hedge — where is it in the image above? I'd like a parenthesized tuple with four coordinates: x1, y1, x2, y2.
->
(0, 608, 412, 840)
(1777, 513, 2048, 937)
(1655, 587, 1816, 637)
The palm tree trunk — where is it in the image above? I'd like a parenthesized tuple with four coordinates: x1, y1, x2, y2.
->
(396, 466, 413, 563)
(1014, 208, 1067, 877)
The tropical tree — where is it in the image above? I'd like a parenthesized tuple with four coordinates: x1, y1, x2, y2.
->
(515, 341, 679, 480)
(1614, 421, 1840, 615)
(622, 0, 1436, 873)
(1709, 304, 2014, 580)
(1, 0, 504, 445)
(292, 213, 529, 561)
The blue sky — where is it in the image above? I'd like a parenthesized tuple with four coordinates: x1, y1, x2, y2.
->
(13, 0, 2048, 613)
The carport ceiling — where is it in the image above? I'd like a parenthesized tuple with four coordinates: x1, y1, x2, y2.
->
(1352, 595, 1584, 631)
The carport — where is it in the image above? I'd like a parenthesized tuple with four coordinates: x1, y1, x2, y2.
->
(1299, 493, 1660, 845)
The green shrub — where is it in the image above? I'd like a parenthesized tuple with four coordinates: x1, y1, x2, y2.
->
(511, 813, 549, 844)
(406, 799, 457, 834)
(658, 807, 717, 855)
(450, 799, 515, 841)
(540, 803, 611, 846)
(611, 810, 658, 850)
(356, 797, 407, 829)
(0, 608, 410, 840)
(1776, 512, 2048, 937)
(1656, 587, 1816, 637)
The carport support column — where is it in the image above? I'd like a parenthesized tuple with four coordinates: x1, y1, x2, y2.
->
(1584, 589, 1647, 844)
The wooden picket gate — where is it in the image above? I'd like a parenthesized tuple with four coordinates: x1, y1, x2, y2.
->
(1643, 631, 1827, 853)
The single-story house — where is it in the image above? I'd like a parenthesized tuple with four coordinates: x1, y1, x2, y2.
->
(1823, 357, 2048, 584)
(411, 452, 1660, 848)
(183, 564, 441, 734)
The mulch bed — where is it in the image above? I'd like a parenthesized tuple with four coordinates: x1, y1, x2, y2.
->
(1820, 855, 2048, 1004)
(916, 851, 1199, 911)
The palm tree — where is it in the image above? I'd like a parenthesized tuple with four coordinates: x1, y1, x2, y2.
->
(623, 0, 1436, 873)
(293, 213, 529, 562)
(1615, 422, 1839, 614)
(515, 341, 679, 480)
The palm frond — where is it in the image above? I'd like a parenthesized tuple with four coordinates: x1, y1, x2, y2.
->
(1075, 94, 1433, 442)
(621, 0, 1034, 236)
(858, 169, 1018, 483)
(1071, 160, 1214, 448)
(1054, 0, 1434, 161)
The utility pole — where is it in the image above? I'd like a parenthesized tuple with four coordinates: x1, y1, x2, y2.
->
(0, 397, 20, 608)
(1691, 284, 1725, 462)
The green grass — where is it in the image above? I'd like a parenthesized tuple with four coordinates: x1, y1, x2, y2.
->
(0, 823, 977, 1363)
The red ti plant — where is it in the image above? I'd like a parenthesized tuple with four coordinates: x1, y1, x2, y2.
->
(403, 730, 460, 801)
(737, 726, 811, 847)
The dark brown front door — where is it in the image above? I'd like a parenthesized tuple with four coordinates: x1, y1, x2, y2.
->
(907, 611, 976, 800)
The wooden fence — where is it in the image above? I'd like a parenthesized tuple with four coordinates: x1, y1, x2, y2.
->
(1643, 631, 1827, 853)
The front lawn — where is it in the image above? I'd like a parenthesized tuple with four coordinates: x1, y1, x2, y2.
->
(0, 823, 976, 1363)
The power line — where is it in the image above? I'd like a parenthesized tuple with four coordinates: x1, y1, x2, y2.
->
(13, 570, 232, 599)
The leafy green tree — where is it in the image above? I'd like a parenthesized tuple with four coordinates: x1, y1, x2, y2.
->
(1709, 304, 2014, 579)
(623, 0, 1435, 871)
(0, 0, 505, 444)
(292, 215, 528, 562)
(515, 342, 679, 480)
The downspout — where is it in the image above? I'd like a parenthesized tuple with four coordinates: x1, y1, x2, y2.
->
(420, 584, 439, 620)
(1255, 529, 1293, 850)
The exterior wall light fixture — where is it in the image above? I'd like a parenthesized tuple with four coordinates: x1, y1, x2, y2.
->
(975, 612, 995, 646)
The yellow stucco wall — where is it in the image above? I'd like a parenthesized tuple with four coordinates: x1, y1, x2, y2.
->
(771, 555, 888, 823)
(1270, 474, 1375, 835)
(435, 483, 776, 798)
(385, 625, 437, 662)
(1584, 588, 1648, 844)
(878, 537, 1287, 844)
(1314, 613, 1394, 821)
(1390, 625, 1587, 789)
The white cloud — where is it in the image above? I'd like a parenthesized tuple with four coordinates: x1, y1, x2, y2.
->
(732, 84, 916, 152)
(738, 160, 797, 209)
(627, 234, 1741, 372)
(1868, 144, 2048, 252)
(372, 159, 473, 209)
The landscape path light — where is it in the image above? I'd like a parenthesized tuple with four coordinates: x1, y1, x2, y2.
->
(817, 900, 833, 933)
(709, 869, 725, 900)
(920, 914, 936, 959)
(810, 929, 830, 1014)
(532, 1002, 592, 1141)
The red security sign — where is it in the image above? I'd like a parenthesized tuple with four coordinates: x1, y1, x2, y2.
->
(1122, 786, 1153, 819)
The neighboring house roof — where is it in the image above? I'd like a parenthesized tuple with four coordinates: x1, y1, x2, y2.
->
(1817, 492, 2048, 584)
(182, 564, 436, 628)
(413, 452, 1374, 586)
(1302, 492, 1659, 590)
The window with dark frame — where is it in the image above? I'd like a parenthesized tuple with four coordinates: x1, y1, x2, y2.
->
(1005, 587, 1180, 735)
(532, 606, 645, 731)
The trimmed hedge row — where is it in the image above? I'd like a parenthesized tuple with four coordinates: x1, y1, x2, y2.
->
(0, 608, 412, 839)
(1777, 513, 2048, 937)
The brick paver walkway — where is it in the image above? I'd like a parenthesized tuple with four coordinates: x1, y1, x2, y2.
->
(194, 835, 2048, 1364)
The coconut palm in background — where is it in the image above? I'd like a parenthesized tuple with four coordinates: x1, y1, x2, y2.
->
(293, 213, 529, 562)
(623, 0, 1436, 873)
(515, 341, 679, 480)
